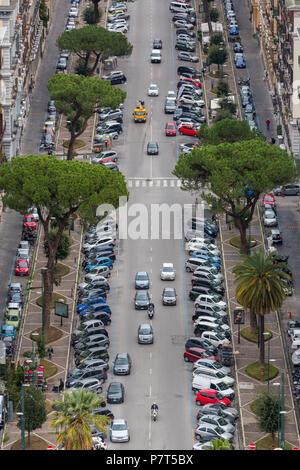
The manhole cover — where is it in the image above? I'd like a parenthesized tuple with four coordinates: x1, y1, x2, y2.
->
(174, 394, 183, 398)
(171, 335, 185, 345)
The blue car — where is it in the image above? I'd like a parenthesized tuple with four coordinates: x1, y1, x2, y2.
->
(235, 58, 246, 68)
(190, 252, 221, 268)
(80, 304, 112, 319)
(77, 296, 106, 313)
(229, 26, 239, 35)
(1, 324, 16, 339)
(191, 250, 221, 263)
(85, 256, 113, 273)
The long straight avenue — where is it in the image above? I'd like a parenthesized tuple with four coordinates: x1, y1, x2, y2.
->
(108, 0, 196, 450)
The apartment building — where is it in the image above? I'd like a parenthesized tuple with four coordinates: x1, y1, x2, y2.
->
(0, 0, 47, 159)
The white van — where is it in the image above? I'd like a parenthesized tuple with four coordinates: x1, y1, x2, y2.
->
(192, 376, 235, 400)
(170, 2, 194, 13)
(151, 49, 162, 63)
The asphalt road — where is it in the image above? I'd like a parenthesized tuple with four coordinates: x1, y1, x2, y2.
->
(101, 0, 202, 450)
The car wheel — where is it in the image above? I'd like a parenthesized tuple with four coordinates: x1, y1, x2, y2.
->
(184, 356, 189, 362)
(109, 265, 113, 270)
(113, 134, 118, 140)
(104, 357, 109, 363)
(195, 433, 201, 440)
(99, 378, 105, 385)
(196, 400, 201, 406)
(195, 303, 199, 309)
(107, 319, 111, 325)
(186, 267, 192, 272)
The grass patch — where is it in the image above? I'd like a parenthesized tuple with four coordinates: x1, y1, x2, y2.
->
(46, 399, 53, 414)
(296, 161, 300, 179)
(54, 263, 70, 279)
(3, 434, 10, 443)
(245, 361, 278, 382)
(255, 434, 292, 450)
(30, 325, 64, 345)
(40, 359, 58, 379)
(36, 292, 67, 309)
(229, 235, 257, 249)
(63, 139, 86, 149)
(10, 435, 50, 450)
(208, 71, 228, 79)
(240, 326, 272, 344)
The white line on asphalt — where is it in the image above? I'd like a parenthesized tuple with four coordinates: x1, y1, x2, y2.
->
(150, 368, 152, 375)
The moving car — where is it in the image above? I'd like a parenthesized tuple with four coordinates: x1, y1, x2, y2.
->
(134, 290, 150, 310)
(113, 352, 132, 375)
(153, 38, 162, 49)
(165, 122, 177, 136)
(137, 323, 153, 344)
(148, 84, 159, 96)
(160, 263, 176, 280)
(109, 419, 130, 442)
(135, 271, 150, 289)
(147, 142, 159, 155)
(162, 287, 177, 305)
(107, 382, 125, 404)
(101, 71, 127, 85)
(164, 100, 177, 113)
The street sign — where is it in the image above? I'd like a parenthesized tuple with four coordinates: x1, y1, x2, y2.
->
(234, 307, 245, 324)
(47, 445, 54, 450)
(293, 447, 300, 450)
(54, 301, 68, 318)
(249, 443, 256, 450)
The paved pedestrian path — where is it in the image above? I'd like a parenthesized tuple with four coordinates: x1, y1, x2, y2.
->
(3, 218, 82, 449)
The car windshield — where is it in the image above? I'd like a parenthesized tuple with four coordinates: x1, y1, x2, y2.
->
(166, 124, 174, 129)
(217, 382, 228, 391)
(212, 295, 221, 302)
(116, 357, 128, 365)
(18, 262, 27, 268)
(109, 384, 121, 392)
(7, 315, 18, 321)
(149, 85, 157, 90)
(164, 290, 174, 296)
(135, 111, 145, 116)
(136, 273, 148, 280)
(163, 266, 173, 272)
(215, 392, 223, 400)
(137, 292, 148, 300)
(140, 326, 151, 334)
(265, 212, 275, 218)
(265, 196, 274, 202)
(26, 217, 35, 222)
(202, 351, 211, 357)
(112, 423, 127, 430)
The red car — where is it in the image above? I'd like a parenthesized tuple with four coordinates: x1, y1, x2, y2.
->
(195, 389, 231, 407)
(182, 78, 202, 89)
(15, 259, 30, 276)
(178, 124, 199, 137)
(99, 157, 116, 165)
(263, 193, 276, 209)
(165, 122, 177, 136)
(23, 214, 37, 230)
(184, 347, 218, 363)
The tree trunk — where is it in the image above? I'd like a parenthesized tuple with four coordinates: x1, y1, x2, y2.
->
(83, 52, 91, 76)
(203, 0, 212, 34)
(90, 53, 102, 75)
(249, 310, 258, 334)
(259, 314, 265, 366)
(67, 131, 77, 161)
(235, 216, 248, 255)
(92, 0, 100, 24)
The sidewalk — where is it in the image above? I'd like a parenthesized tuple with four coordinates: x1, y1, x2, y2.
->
(2, 218, 83, 449)
(220, 210, 300, 449)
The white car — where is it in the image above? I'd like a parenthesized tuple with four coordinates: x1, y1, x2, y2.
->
(187, 242, 220, 256)
(193, 318, 230, 333)
(82, 237, 116, 251)
(166, 90, 177, 101)
(263, 209, 277, 227)
(179, 95, 205, 107)
(192, 365, 234, 385)
(201, 331, 230, 349)
(194, 294, 227, 310)
(160, 263, 176, 280)
(148, 84, 159, 96)
(193, 441, 213, 450)
(107, 23, 128, 33)
(69, 7, 78, 17)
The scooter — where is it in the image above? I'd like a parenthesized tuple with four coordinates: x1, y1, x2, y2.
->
(148, 305, 155, 320)
(151, 409, 158, 422)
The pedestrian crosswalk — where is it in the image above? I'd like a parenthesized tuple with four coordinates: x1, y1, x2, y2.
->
(127, 177, 182, 188)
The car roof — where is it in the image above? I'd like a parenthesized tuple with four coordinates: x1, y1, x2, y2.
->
(112, 418, 126, 424)
(163, 262, 174, 267)
(136, 271, 148, 275)
(116, 352, 129, 358)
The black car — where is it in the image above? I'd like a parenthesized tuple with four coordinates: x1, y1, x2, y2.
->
(113, 352, 132, 375)
(178, 112, 205, 124)
(189, 285, 224, 300)
(164, 100, 177, 113)
(153, 38, 162, 49)
(177, 65, 198, 75)
(81, 311, 112, 325)
(100, 111, 123, 123)
(79, 280, 110, 292)
(172, 13, 190, 22)
(96, 122, 122, 134)
(147, 142, 159, 155)
(92, 408, 114, 420)
(185, 337, 218, 355)
(107, 382, 125, 404)
(175, 42, 195, 52)
(134, 290, 150, 310)
(191, 276, 225, 295)
(176, 28, 195, 38)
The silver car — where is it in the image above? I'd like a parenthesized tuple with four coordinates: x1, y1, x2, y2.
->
(160, 263, 176, 280)
(66, 377, 103, 393)
(138, 323, 153, 344)
(195, 423, 233, 442)
(263, 209, 277, 227)
(198, 414, 235, 434)
(110, 419, 130, 442)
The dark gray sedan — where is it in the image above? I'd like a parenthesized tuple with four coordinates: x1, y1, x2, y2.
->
(147, 142, 159, 155)
(134, 290, 150, 310)
(162, 287, 177, 306)
(107, 382, 125, 403)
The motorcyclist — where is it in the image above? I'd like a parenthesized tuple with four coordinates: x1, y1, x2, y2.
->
(148, 303, 155, 313)
(151, 403, 158, 411)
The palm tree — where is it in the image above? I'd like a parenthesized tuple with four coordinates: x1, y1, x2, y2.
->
(233, 250, 289, 365)
(203, 438, 232, 450)
(50, 390, 110, 450)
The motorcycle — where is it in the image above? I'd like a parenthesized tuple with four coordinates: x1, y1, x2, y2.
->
(148, 305, 155, 319)
(151, 408, 158, 422)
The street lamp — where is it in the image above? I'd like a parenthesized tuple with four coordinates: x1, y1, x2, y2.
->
(263, 331, 275, 393)
(40, 267, 48, 337)
(273, 382, 281, 448)
(218, 47, 224, 79)
(16, 383, 30, 450)
(31, 331, 39, 383)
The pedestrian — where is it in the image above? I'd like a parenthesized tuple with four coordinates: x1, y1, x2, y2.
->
(211, 79, 214, 90)
(59, 378, 64, 392)
(266, 119, 270, 130)
(47, 346, 54, 360)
